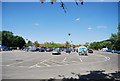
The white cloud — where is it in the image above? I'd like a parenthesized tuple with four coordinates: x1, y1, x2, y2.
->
(33, 23, 39, 26)
(97, 26, 107, 29)
(75, 18, 80, 21)
(88, 27, 92, 30)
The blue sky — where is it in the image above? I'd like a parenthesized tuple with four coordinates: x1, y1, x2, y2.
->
(2, 2, 118, 45)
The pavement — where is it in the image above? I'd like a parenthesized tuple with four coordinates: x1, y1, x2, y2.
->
(1, 50, 119, 79)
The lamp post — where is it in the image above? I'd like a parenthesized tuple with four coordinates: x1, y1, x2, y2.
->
(68, 33, 71, 48)
(71, 41, 73, 47)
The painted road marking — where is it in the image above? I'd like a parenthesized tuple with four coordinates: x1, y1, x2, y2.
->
(79, 58, 83, 62)
(29, 57, 53, 68)
(99, 55, 110, 61)
(5, 61, 24, 66)
(62, 57, 67, 62)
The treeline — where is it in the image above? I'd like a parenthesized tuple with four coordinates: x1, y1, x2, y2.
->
(44, 42, 64, 48)
(89, 24, 120, 50)
(26, 41, 74, 48)
(0, 31, 26, 48)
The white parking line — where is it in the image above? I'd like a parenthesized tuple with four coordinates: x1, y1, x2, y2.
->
(5, 61, 24, 66)
(62, 57, 67, 62)
(40, 62, 51, 67)
(4, 55, 46, 67)
(79, 58, 83, 62)
(29, 57, 53, 68)
(99, 55, 110, 61)
(107, 57, 110, 60)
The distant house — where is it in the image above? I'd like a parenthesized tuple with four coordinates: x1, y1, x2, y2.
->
(39, 44, 47, 47)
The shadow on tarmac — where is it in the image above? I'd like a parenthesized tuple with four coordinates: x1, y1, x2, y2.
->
(1, 70, 120, 81)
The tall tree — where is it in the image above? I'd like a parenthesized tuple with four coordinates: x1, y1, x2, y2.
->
(84, 42, 89, 47)
(116, 24, 120, 50)
(12, 36, 26, 48)
(2, 31, 14, 47)
(34, 41, 39, 47)
(65, 41, 70, 48)
(1, 31, 26, 48)
(26, 40, 33, 47)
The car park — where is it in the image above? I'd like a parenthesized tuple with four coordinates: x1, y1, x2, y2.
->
(52, 49, 61, 55)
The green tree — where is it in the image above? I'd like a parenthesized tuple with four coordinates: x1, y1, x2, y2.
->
(115, 24, 120, 50)
(34, 41, 39, 47)
(0, 31, 2, 45)
(90, 42, 100, 50)
(65, 41, 70, 48)
(84, 42, 89, 48)
(1, 31, 26, 48)
(25, 40, 32, 47)
(44, 41, 64, 48)
(12, 36, 26, 48)
(2, 31, 14, 47)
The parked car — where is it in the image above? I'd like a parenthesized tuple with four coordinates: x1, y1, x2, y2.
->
(23, 47, 29, 51)
(112, 50, 120, 54)
(105, 50, 112, 52)
(2, 47, 12, 51)
(118, 51, 120, 54)
(52, 49, 61, 55)
(46, 48, 54, 52)
(88, 49, 93, 53)
(39, 48, 45, 52)
(65, 48, 72, 53)
(0, 47, 1, 51)
(11, 47, 17, 50)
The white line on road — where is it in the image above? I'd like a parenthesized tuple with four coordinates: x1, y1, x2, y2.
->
(79, 58, 83, 62)
(29, 57, 53, 68)
(40, 62, 51, 67)
(4, 54, 48, 67)
(72, 61, 76, 62)
(97, 55, 110, 61)
(62, 57, 67, 62)
(5, 61, 24, 66)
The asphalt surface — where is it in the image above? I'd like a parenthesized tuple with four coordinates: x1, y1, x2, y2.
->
(1, 50, 119, 79)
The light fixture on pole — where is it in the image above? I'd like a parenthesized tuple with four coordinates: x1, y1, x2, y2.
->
(68, 33, 71, 48)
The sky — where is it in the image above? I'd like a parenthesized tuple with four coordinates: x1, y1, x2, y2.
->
(2, 2, 118, 45)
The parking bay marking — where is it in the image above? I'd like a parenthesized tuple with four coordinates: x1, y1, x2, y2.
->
(4, 55, 48, 67)
(79, 58, 83, 62)
(92, 54, 111, 62)
(62, 57, 67, 62)
(29, 57, 53, 68)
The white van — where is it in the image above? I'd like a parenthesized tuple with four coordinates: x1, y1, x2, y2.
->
(78, 46, 88, 55)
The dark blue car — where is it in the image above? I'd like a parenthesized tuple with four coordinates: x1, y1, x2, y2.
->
(88, 49, 93, 53)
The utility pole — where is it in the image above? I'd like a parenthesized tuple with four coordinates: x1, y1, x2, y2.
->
(68, 33, 71, 48)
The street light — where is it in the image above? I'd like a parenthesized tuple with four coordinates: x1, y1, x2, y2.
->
(68, 33, 71, 48)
